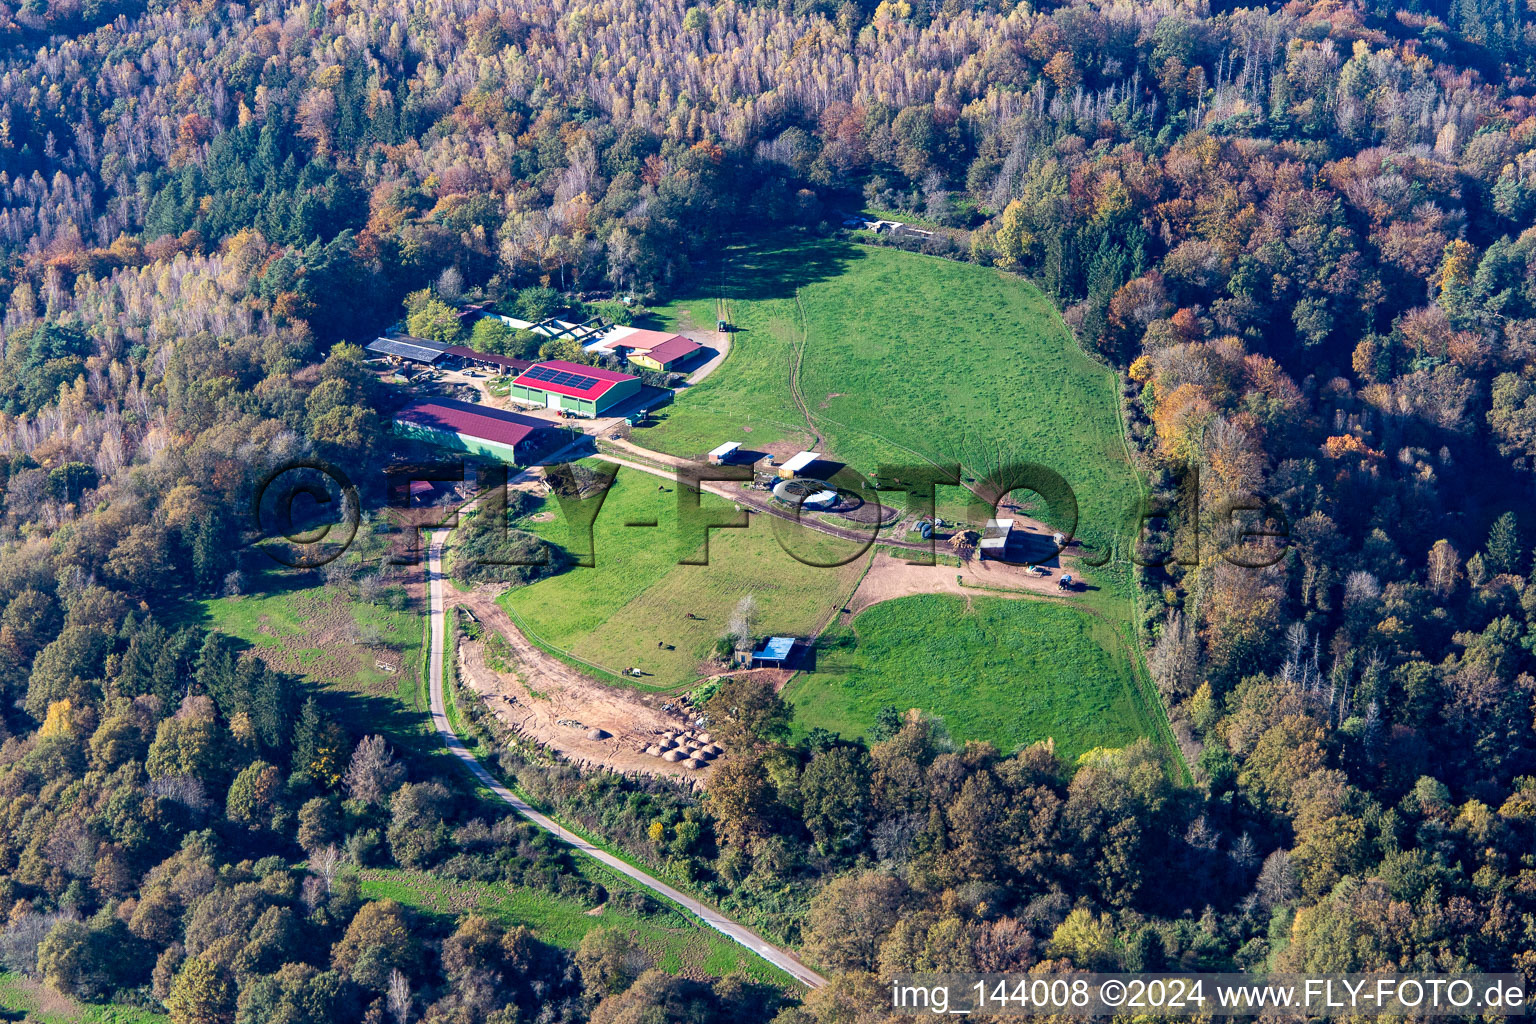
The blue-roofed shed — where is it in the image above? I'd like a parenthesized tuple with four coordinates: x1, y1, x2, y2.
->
(751, 637, 796, 668)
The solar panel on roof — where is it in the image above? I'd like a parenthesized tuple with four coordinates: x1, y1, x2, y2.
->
(525, 365, 599, 390)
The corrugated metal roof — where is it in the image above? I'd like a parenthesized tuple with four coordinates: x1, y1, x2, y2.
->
(367, 336, 452, 363)
(394, 398, 554, 449)
(781, 451, 820, 474)
(754, 637, 795, 661)
(982, 519, 1014, 541)
(615, 328, 683, 349)
(637, 336, 701, 365)
(538, 359, 636, 382)
(708, 442, 741, 458)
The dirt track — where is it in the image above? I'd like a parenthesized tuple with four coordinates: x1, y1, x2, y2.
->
(450, 584, 716, 784)
(847, 548, 1081, 616)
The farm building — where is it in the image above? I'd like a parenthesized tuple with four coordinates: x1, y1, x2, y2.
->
(707, 442, 742, 465)
(778, 451, 821, 480)
(772, 478, 838, 509)
(445, 346, 534, 375)
(627, 334, 702, 371)
(749, 637, 796, 669)
(467, 307, 607, 345)
(579, 326, 703, 370)
(508, 360, 641, 417)
(393, 398, 565, 464)
(980, 518, 1015, 560)
(458, 306, 702, 371)
(367, 335, 453, 367)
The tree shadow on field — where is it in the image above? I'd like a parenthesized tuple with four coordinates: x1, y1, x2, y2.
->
(720, 234, 863, 303)
(318, 684, 439, 759)
(209, 621, 436, 761)
(159, 563, 322, 633)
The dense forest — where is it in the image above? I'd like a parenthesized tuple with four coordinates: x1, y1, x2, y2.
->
(0, 0, 1532, 1018)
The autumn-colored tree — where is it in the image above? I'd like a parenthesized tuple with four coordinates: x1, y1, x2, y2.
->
(802, 871, 908, 972)
(405, 297, 462, 343)
(705, 749, 778, 848)
(226, 760, 282, 829)
(703, 675, 790, 747)
(330, 900, 421, 993)
(167, 956, 235, 1024)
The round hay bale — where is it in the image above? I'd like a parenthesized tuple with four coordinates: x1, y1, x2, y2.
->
(645, 745, 662, 757)
(695, 748, 716, 760)
(697, 732, 713, 744)
(586, 728, 609, 740)
(659, 738, 676, 750)
(683, 758, 705, 769)
(662, 750, 684, 762)
(703, 743, 723, 755)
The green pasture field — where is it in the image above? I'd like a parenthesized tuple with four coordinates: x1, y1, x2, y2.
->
(496, 466, 868, 686)
(192, 545, 440, 765)
(636, 236, 1143, 563)
(783, 593, 1154, 762)
(639, 250, 816, 458)
(359, 868, 794, 988)
(0, 974, 165, 1023)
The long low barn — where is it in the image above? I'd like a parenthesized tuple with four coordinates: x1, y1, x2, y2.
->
(508, 360, 641, 417)
(367, 336, 535, 376)
(368, 335, 452, 365)
(393, 398, 565, 464)
(445, 346, 534, 375)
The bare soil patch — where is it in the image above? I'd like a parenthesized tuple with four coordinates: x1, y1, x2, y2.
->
(848, 550, 1074, 617)
(835, 500, 898, 525)
(452, 585, 719, 786)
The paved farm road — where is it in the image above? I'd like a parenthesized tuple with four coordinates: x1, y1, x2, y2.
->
(424, 530, 828, 990)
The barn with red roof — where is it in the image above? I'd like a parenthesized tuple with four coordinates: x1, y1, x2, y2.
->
(508, 360, 641, 418)
(393, 398, 567, 464)
(627, 334, 702, 371)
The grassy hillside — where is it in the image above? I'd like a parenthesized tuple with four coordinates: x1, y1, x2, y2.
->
(783, 594, 1153, 761)
(639, 237, 1143, 561)
(361, 869, 796, 988)
(499, 466, 868, 687)
(195, 567, 436, 759)
(637, 240, 1170, 762)
(639, 244, 839, 456)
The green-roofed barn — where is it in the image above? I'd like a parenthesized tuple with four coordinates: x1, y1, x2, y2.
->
(508, 360, 641, 418)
